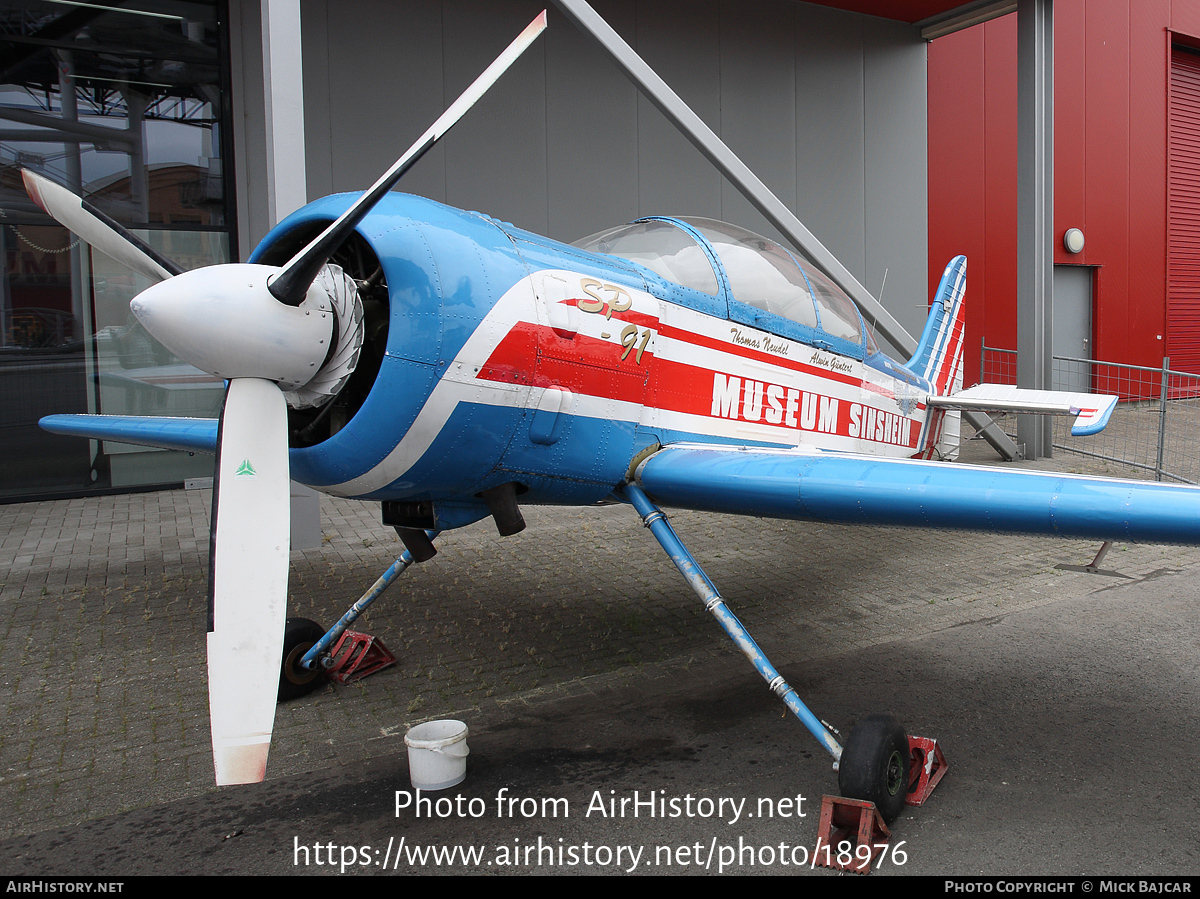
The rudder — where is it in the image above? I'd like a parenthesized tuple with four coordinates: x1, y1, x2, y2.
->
(904, 255, 967, 397)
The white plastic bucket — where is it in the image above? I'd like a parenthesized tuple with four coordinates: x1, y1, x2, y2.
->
(405, 719, 470, 790)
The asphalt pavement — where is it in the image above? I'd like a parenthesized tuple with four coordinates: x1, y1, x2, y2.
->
(1, 439, 1198, 876)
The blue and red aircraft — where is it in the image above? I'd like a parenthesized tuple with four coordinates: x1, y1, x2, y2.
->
(22, 8, 1200, 822)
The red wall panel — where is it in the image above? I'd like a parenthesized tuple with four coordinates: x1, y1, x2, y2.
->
(1083, 0, 1132, 365)
(982, 16, 1018, 369)
(1172, 0, 1200, 40)
(928, 25, 988, 382)
(1128, 2, 1170, 367)
(1054, 0, 1087, 263)
(928, 0, 1175, 378)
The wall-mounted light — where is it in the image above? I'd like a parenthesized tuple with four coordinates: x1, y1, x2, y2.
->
(1064, 228, 1085, 254)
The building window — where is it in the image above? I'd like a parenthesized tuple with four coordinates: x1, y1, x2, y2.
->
(1, 0, 233, 500)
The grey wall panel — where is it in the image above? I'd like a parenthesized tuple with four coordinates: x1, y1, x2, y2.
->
(718, 0, 798, 242)
(632, 0, 723, 222)
(441, 0, 549, 234)
(794, 2, 867, 286)
(300, 0, 331, 202)
(863, 15, 928, 347)
(284, 0, 927, 339)
(322, 0, 446, 201)
(545, 1, 639, 242)
(229, 0, 269, 259)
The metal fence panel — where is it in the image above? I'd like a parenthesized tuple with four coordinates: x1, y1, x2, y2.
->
(979, 343, 1200, 484)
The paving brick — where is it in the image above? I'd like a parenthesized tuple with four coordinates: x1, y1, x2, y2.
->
(3, 443, 1200, 839)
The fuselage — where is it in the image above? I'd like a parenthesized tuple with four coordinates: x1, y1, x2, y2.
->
(250, 193, 943, 521)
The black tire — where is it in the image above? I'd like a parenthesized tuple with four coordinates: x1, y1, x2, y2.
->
(837, 713, 910, 824)
(278, 617, 327, 701)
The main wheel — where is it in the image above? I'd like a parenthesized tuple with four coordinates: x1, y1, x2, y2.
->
(278, 617, 327, 701)
(837, 713, 910, 824)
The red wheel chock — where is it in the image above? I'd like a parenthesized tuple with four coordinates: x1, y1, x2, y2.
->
(906, 735, 948, 806)
(813, 795, 890, 874)
(327, 630, 397, 685)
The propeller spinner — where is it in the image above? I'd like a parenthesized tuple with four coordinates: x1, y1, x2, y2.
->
(22, 9, 548, 785)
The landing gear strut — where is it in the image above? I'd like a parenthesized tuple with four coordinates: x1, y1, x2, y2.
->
(622, 483, 927, 821)
(281, 536, 437, 700)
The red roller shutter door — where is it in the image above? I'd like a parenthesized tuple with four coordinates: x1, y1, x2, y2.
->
(1169, 46, 1200, 373)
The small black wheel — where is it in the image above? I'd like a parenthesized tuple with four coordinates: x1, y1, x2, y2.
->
(837, 713, 910, 824)
(279, 617, 327, 701)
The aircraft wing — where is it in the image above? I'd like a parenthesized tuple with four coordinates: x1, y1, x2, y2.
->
(632, 443, 1200, 545)
(926, 384, 1118, 436)
(40, 414, 219, 454)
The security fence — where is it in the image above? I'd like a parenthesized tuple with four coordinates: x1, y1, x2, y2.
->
(979, 343, 1200, 484)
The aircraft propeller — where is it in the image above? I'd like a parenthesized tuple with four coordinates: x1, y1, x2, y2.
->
(21, 9, 548, 785)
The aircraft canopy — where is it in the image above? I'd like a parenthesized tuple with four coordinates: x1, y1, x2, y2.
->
(577, 216, 872, 350)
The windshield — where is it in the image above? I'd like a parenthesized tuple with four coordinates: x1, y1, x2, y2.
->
(573, 220, 719, 295)
(682, 218, 863, 344)
(804, 265, 865, 345)
(682, 218, 818, 329)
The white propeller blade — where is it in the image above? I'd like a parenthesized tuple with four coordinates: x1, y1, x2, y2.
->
(21, 169, 183, 283)
(207, 378, 291, 785)
(22, 9, 551, 788)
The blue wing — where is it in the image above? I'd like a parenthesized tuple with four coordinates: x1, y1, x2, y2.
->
(633, 444, 1200, 545)
(41, 414, 219, 455)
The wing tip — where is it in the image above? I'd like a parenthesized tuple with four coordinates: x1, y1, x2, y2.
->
(1071, 395, 1118, 437)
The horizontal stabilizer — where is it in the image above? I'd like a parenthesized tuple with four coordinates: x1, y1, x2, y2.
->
(634, 443, 1200, 545)
(926, 384, 1118, 436)
(40, 414, 219, 454)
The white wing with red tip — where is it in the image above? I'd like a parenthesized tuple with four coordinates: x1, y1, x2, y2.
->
(927, 384, 1119, 437)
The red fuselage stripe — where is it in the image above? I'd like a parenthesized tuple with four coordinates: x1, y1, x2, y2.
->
(476, 319, 921, 447)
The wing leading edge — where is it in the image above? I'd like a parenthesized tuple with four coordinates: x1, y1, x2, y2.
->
(633, 444, 1200, 545)
(40, 414, 219, 455)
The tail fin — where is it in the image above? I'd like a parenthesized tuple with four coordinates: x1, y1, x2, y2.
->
(904, 255, 967, 397)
